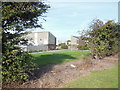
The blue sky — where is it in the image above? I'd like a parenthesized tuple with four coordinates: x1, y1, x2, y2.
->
(32, 0, 118, 41)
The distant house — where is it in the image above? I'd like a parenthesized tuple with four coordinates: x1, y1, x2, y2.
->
(71, 36, 85, 49)
(20, 31, 56, 51)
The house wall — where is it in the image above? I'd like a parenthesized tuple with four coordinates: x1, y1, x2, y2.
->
(27, 45, 48, 51)
(25, 33, 35, 45)
(48, 32, 56, 44)
(48, 32, 56, 50)
(71, 36, 79, 49)
(23, 31, 56, 51)
(79, 38, 85, 45)
(37, 32, 49, 45)
(71, 36, 85, 49)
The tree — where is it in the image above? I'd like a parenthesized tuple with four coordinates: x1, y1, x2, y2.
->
(67, 40, 71, 47)
(61, 43, 68, 49)
(67, 40, 71, 44)
(2, 2, 50, 83)
(81, 19, 119, 59)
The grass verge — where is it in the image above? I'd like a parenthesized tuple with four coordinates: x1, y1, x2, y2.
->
(63, 66, 118, 88)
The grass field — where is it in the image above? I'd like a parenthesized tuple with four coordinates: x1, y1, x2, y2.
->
(63, 66, 118, 88)
(32, 50, 90, 67)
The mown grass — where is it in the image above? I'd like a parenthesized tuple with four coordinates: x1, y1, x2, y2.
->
(63, 66, 118, 88)
(32, 50, 90, 67)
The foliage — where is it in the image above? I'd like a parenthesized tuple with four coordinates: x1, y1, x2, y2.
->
(77, 44, 89, 50)
(58, 43, 61, 46)
(2, 51, 35, 83)
(2, 2, 49, 83)
(67, 40, 71, 45)
(81, 19, 119, 59)
(67, 40, 71, 42)
(60, 43, 68, 49)
(67, 44, 71, 46)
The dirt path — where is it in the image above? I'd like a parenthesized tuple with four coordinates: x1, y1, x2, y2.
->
(4, 55, 118, 88)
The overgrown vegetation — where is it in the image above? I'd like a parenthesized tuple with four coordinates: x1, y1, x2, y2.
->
(2, 2, 49, 83)
(81, 19, 119, 59)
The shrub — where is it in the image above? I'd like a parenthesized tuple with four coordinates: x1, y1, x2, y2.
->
(61, 43, 68, 49)
(81, 19, 119, 59)
(67, 44, 71, 46)
(2, 50, 35, 83)
(28, 50, 43, 53)
(77, 45, 89, 50)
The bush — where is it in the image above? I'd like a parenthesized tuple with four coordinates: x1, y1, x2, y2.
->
(67, 44, 71, 46)
(81, 19, 118, 59)
(77, 45, 89, 50)
(2, 50, 35, 83)
(61, 43, 68, 49)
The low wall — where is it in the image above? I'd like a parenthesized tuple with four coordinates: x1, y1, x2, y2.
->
(20, 44, 56, 51)
(20, 45, 48, 51)
(27, 45, 48, 51)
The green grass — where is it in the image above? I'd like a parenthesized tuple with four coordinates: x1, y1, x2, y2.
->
(32, 50, 90, 67)
(63, 66, 118, 88)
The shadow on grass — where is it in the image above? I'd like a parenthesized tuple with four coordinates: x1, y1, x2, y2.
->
(34, 53, 77, 66)
(29, 53, 77, 80)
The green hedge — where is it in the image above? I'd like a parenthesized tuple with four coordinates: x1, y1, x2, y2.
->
(2, 50, 35, 83)
(77, 45, 89, 50)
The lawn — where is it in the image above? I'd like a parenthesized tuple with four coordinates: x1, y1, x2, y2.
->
(31, 50, 90, 67)
(63, 66, 118, 88)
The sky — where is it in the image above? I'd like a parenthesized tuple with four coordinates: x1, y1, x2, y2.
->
(31, 0, 119, 41)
